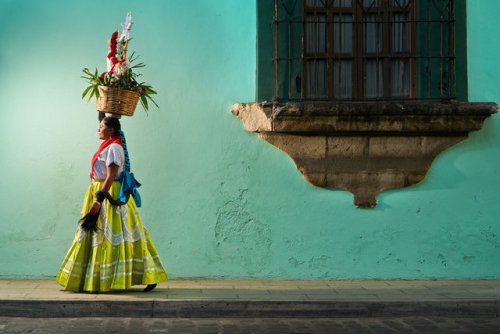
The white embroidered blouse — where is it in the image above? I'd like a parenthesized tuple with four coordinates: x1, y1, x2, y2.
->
(92, 143, 124, 180)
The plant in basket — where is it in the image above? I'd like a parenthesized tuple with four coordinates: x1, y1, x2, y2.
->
(81, 12, 158, 116)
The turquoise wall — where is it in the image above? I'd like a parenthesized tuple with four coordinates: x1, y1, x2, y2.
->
(0, 0, 499, 280)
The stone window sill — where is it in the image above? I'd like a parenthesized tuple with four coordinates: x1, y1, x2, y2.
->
(231, 101, 498, 207)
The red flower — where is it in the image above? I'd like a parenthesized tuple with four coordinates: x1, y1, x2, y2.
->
(110, 57, 118, 64)
(108, 31, 118, 58)
(99, 72, 107, 79)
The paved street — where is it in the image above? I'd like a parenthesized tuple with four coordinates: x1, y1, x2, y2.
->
(1, 280, 499, 333)
(0, 316, 499, 333)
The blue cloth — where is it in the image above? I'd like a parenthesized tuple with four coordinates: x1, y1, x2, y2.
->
(119, 171, 142, 207)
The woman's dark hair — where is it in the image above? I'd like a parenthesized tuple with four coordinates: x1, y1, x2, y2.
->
(102, 116, 121, 136)
(98, 112, 106, 122)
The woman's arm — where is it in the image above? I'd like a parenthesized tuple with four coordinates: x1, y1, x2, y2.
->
(101, 163, 119, 192)
(88, 163, 120, 214)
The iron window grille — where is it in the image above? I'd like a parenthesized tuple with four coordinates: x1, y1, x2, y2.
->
(273, 0, 457, 102)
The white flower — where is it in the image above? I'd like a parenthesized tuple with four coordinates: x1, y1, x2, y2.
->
(106, 58, 113, 72)
(114, 62, 128, 77)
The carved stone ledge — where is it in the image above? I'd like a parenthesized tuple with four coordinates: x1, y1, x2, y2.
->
(232, 101, 498, 208)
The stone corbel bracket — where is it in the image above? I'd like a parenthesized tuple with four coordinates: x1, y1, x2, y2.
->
(231, 101, 498, 208)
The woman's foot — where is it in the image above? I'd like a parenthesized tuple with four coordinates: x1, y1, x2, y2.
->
(144, 284, 157, 292)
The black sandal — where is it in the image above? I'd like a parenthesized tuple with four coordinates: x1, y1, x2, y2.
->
(144, 284, 157, 292)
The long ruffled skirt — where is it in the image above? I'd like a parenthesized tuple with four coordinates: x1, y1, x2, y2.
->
(56, 180, 168, 292)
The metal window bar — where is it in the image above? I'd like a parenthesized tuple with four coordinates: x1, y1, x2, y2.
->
(427, 0, 431, 98)
(273, 0, 456, 102)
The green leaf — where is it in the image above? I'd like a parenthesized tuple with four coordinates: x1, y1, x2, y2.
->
(128, 51, 137, 63)
(147, 95, 159, 108)
(140, 95, 149, 110)
(87, 87, 96, 103)
(81, 86, 92, 100)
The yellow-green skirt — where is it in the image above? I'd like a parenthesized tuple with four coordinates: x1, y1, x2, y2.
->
(56, 180, 168, 292)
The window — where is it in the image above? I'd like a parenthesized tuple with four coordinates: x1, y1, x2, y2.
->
(235, 0, 494, 207)
(305, 0, 414, 99)
(237, 0, 494, 208)
(257, 0, 467, 102)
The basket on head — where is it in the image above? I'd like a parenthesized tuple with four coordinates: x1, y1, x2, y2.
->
(96, 86, 140, 117)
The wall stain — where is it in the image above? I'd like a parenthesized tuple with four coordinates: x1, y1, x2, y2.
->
(288, 257, 304, 267)
(283, 236, 305, 248)
(437, 253, 447, 267)
(376, 252, 393, 264)
(481, 228, 499, 248)
(307, 255, 330, 270)
(214, 200, 271, 271)
(287, 255, 332, 278)
(463, 255, 476, 262)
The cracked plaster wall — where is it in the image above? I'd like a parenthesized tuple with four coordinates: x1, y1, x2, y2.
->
(0, 0, 499, 280)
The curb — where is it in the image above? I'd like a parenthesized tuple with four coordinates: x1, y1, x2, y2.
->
(1, 300, 499, 318)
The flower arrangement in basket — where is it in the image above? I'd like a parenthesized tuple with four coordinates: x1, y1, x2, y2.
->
(82, 12, 158, 116)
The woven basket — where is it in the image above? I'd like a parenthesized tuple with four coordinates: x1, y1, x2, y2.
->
(96, 86, 140, 116)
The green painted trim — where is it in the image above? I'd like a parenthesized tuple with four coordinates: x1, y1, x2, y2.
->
(256, 0, 274, 102)
(257, 0, 303, 102)
(455, 0, 468, 101)
(416, 0, 466, 101)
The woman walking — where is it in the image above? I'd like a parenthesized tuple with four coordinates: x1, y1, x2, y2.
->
(56, 115, 168, 292)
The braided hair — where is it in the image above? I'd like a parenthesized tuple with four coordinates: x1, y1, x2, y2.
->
(117, 129, 130, 172)
(102, 116, 131, 172)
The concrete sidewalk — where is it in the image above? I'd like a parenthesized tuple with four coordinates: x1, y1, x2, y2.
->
(1, 279, 499, 318)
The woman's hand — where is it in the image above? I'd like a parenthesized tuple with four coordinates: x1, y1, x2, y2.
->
(88, 201, 101, 215)
(90, 163, 118, 215)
